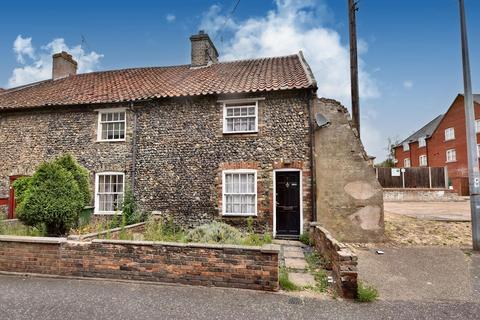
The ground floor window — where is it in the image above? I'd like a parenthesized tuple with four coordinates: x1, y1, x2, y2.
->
(222, 170, 257, 216)
(404, 158, 411, 168)
(419, 155, 427, 166)
(95, 172, 124, 214)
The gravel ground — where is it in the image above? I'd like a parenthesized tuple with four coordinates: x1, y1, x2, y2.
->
(1, 274, 480, 320)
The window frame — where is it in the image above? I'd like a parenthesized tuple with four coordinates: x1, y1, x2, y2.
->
(404, 158, 411, 168)
(444, 127, 455, 141)
(221, 169, 257, 216)
(419, 155, 427, 167)
(222, 100, 259, 134)
(96, 108, 127, 142)
(403, 142, 410, 152)
(418, 137, 426, 148)
(446, 149, 457, 163)
(94, 171, 125, 215)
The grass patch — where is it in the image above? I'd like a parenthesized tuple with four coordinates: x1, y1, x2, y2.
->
(357, 281, 379, 302)
(144, 216, 187, 242)
(279, 267, 300, 291)
(0, 218, 46, 237)
(304, 252, 329, 292)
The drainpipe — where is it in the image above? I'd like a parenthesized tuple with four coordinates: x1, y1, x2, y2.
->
(307, 90, 317, 222)
(130, 102, 138, 198)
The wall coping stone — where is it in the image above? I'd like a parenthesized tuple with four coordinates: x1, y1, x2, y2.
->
(0, 235, 67, 244)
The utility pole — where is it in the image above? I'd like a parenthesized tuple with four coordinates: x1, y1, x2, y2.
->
(459, 0, 480, 251)
(348, 0, 361, 137)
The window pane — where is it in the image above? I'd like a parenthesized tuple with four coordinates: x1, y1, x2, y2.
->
(248, 117, 255, 131)
(248, 107, 255, 115)
(233, 108, 240, 116)
(226, 118, 233, 132)
(240, 107, 248, 116)
(227, 108, 233, 116)
(119, 122, 125, 139)
(233, 174, 239, 193)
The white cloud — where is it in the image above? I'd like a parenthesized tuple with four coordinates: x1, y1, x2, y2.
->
(166, 14, 176, 23)
(403, 80, 413, 89)
(7, 36, 104, 88)
(13, 35, 35, 63)
(199, 0, 382, 156)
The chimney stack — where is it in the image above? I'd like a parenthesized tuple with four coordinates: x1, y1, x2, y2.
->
(190, 31, 218, 67)
(52, 51, 77, 80)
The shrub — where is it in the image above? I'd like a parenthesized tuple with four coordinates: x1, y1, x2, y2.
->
(279, 267, 300, 291)
(12, 176, 32, 205)
(121, 186, 147, 224)
(54, 154, 91, 205)
(186, 221, 242, 244)
(144, 215, 186, 242)
(357, 281, 379, 302)
(16, 162, 84, 236)
(299, 232, 312, 246)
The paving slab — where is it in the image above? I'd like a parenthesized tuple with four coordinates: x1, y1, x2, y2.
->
(285, 258, 307, 270)
(283, 246, 304, 253)
(284, 250, 305, 259)
(356, 247, 480, 302)
(273, 240, 305, 247)
(289, 272, 316, 287)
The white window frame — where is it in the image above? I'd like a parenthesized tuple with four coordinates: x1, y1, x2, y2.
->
(222, 100, 259, 134)
(418, 137, 426, 148)
(404, 158, 411, 168)
(446, 149, 457, 163)
(403, 142, 410, 151)
(445, 127, 455, 141)
(94, 172, 125, 215)
(222, 169, 257, 216)
(476, 120, 480, 133)
(419, 155, 427, 167)
(96, 108, 127, 142)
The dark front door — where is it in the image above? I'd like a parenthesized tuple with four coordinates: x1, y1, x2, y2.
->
(275, 171, 301, 236)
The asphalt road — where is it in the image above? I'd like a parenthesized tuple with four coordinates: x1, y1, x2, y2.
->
(0, 275, 479, 320)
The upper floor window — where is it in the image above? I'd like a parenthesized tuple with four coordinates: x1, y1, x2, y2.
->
(94, 172, 124, 214)
(97, 109, 126, 141)
(403, 142, 410, 151)
(446, 149, 457, 163)
(404, 158, 411, 168)
(419, 155, 427, 167)
(222, 170, 257, 216)
(476, 120, 480, 133)
(223, 101, 258, 134)
(418, 137, 426, 148)
(445, 127, 455, 141)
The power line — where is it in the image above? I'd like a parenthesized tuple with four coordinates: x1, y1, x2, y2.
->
(214, 0, 241, 43)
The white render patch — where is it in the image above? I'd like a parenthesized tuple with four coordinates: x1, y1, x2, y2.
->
(348, 206, 382, 231)
(344, 180, 377, 200)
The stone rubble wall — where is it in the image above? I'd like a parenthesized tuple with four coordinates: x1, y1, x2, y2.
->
(0, 236, 280, 291)
(310, 224, 357, 299)
(314, 98, 384, 242)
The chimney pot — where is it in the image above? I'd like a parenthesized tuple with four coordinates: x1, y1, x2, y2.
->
(190, 31, 218, 67)
(52, 51, 77, 80)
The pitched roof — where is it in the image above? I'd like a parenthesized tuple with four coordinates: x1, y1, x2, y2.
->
(397, 114, 444, 146)
(0, 53, 316, 111)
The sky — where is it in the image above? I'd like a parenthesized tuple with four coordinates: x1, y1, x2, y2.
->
(1, 0, 479, 162)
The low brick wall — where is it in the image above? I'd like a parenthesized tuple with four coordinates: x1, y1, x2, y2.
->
(310, 224, 358, 299)
(0, 236, 279, 291)
(383, 188, 461, 202)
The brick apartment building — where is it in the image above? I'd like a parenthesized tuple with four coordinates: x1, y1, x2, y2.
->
(394, 94, 480, 195)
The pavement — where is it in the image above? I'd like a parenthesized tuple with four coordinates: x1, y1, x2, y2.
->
(356, 247, 480, 302)
(384, 201, 471, 221)
(1, 274, 480, 320)
(274, 239, 315, 287)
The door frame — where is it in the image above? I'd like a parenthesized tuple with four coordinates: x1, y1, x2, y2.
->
(8, 175, 24, 219)
(272, 168, 303, 238)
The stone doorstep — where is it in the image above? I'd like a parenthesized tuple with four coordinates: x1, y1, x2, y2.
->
(283, 250, 305, 259)
(284, 258, 307, 270)
(273, 240, 305, 247)
(289, 272, 316, 288)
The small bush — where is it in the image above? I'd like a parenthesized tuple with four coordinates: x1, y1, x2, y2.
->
(357, 281, 379, 302)
(186, 221, 242, 244)
(120, 186, 147, 224)
(279, 267, 300, 291)
(144, 216, 186, 242)
(54, 154, 91, 206)
(299, 232, 311, 246)
(16, 162, 84, 236)
(12, 176, 32, 205)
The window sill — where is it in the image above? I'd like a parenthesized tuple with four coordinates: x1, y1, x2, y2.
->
(94, 211, 123, 215)
(223, 131, 258, 135)
(444, 139, 455, 142)
(222, 213, 257, 217)
(96, 139, 126, 143)
(446, 161, 457, 163)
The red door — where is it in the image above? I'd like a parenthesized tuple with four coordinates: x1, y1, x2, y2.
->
(8, 176, 23, 219)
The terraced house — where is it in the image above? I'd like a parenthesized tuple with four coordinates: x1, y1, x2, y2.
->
(0, 32, 383, 240)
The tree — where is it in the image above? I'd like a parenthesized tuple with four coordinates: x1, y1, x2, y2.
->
(54, 154, 91, 206)
(15, 156, 89, 236)
(376, 137, 399, 168)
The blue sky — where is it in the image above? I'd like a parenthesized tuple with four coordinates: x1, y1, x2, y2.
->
(1, 0, 479, 161)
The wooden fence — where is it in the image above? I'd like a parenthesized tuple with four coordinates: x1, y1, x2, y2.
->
(375, 167, 448, 189)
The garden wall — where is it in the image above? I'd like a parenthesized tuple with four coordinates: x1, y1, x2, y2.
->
(310, 224, 358, 299)
(0, 236, 279, 291)
(383, 188, 461, 202)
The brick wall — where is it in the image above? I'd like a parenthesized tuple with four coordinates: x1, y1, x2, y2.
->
(383, 188, 460, 202)
(310, 224, 358, 299)
(0, 236, 280, 291)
